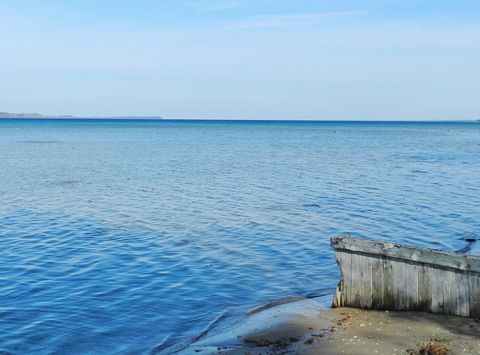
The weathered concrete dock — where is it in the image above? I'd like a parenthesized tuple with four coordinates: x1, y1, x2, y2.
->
(331, 236, 480, 317)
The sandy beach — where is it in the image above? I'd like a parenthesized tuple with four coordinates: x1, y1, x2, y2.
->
(187, 298, 480, 354)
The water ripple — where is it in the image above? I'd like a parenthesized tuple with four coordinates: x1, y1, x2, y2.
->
(0, 120, 479, 353)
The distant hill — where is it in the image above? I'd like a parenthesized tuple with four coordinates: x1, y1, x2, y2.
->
(0, 112, 163, 119)
(0, 112, 75, 119)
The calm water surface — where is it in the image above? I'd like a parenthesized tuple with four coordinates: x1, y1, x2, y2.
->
(1, 119, 479, 353)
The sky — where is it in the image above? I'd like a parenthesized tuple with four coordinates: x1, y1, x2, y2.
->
(0, 0, 479, 120)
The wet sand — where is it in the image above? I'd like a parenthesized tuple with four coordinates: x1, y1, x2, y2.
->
(187, 299, 480, 354)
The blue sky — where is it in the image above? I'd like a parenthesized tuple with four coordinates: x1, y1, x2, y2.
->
(1, 0, 479, 119)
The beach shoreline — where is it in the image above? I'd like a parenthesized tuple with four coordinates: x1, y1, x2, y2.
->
(187, 298, 480, 354)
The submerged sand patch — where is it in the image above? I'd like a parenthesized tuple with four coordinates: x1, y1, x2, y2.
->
(59, 179, 81, 186)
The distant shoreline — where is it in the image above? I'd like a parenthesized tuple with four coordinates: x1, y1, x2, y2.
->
(0, 112, 163, 120)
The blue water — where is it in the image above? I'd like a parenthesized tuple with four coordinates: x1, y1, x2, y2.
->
(1, 119, 479, 353)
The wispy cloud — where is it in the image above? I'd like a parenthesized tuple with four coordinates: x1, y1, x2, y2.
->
(223, 10, 367, 29)
(191, 0, 240, 13)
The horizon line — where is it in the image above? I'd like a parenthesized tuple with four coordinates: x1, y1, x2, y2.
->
(0, 117, 477, 123)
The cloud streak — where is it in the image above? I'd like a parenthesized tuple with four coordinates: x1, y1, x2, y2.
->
(223, 10, 367, 29)
(191, 0, 240, 13)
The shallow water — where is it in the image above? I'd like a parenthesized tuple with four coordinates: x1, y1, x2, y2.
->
(1, 119, 479, 353)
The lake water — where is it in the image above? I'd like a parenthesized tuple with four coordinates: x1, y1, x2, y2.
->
(1, 119, 479, 353)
